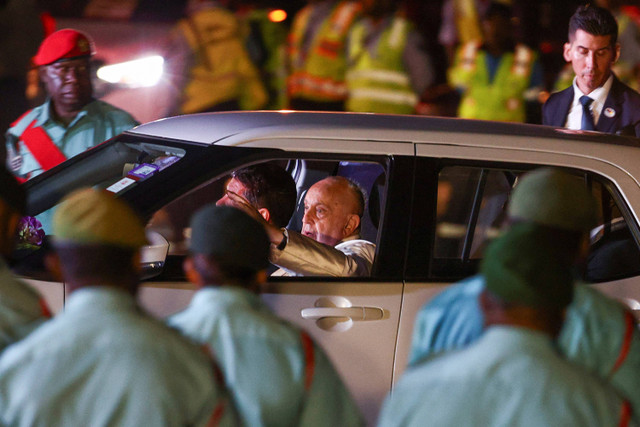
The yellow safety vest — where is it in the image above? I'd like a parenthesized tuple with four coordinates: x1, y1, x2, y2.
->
(177, 6, 267, 113)
(287, 1, 361, 103)
(449, 42, 535, 122)
(346, 16, 417, 114)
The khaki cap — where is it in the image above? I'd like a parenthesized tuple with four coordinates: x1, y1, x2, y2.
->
(53, 188, 147, 248)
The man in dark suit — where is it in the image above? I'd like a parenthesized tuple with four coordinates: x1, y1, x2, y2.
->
(543, 5, 640, 137)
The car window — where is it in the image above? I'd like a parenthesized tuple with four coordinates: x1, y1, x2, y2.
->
(146, 158, 386, 277)
(432, 165, 640, 283)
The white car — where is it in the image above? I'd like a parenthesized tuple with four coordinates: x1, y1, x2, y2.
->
(16, 111, 640, 425)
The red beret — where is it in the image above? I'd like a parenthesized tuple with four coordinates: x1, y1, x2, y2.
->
(33, 29, 95, 66)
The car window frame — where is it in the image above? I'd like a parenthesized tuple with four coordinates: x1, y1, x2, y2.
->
(406, 157, 640, 283)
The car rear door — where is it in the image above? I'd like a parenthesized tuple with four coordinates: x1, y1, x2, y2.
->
(393, 142, 640, 386)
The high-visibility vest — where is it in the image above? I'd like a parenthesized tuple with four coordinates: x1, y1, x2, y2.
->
(449, 42, 536, 122)
(287, 1, 361, 103)
(454, 0, 483, 45)
(452, 0, 512, 45)
(239, 8, 288, 109)
(177, 6, 267, 113)
(346, 16, 417, 114)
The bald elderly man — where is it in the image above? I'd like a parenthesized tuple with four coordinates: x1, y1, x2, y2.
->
(408, 168, 640, 422)
(228, 175, 375, 277)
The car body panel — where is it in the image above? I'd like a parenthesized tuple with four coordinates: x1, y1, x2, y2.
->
(15, 111, 640, 425)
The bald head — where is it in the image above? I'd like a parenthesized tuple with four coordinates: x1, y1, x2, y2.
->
(301, 176, 365, 246)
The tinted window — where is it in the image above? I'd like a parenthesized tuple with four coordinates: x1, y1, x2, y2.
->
(146, 158, 386, 278)
(432, 165, 640, 283)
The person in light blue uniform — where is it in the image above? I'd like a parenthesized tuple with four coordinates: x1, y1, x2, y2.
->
(380, 223, 633, 427)
(0, 167, 51, 352)
(168, 205, 363, 427)
(409, 168, 640, 421)
(0, 189, 237, 426)
(5, 29, 138, 181)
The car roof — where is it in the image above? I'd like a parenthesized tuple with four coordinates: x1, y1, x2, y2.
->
(128, 111, 640, 179)
(129, 110, 638, 147)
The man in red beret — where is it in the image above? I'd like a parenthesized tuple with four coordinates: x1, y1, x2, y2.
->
(4, 29, 138, 181)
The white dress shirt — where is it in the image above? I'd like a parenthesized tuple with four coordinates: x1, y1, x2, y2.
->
(564, 75, 614, 130)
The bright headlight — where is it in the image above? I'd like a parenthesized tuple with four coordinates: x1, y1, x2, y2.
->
(97, 55, 164, 87)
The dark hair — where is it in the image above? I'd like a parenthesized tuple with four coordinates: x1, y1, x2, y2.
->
(483, 2, 512, 21)
(54, 244, 139, 288)
(232, 163, 297, 228)
(568, 5, 618, 46)
(192, 253, 261, 287)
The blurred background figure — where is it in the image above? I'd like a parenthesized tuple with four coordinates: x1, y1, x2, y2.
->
(594, 0, 640, 91)
(0, 188, 237, 426)
(447, 1, 543, 122)
(169, 205, 363, 426)
(439, 0, 494, 63)
(0, 0, 50, 160)
(237, 1, 289, 109)
(0, 167, 51, 353)
(164, 0, 267, 115)
(380, 221, 632, 426)
(5, 28, 138, 182)
(344, 0, 434, 114)
(286, 0, 361, 111)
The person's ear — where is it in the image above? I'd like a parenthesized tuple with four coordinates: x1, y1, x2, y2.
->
(258, 208, 271, 224)
(343, 214, 360, 238)
(255, 269, 267, 285)
(44, 252, 64, 282)
(183, 256, 201, 286)
(131, 251, 142, 274)
(613, 42, 621, 64)
(38, 66, 48, 84)
(563, 42, 572, 62)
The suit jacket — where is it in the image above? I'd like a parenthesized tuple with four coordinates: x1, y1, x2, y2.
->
(542, 75, 640, 137)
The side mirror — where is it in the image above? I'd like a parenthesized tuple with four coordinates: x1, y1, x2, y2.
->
(140, 229, 169, 280)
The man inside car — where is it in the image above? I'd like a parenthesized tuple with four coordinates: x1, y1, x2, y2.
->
(169, 205, 363, 426)
(217, 163, 297, 230)
(228, 175, 376, 277)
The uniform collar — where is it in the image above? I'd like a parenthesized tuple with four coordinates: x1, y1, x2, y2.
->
(64, 286, 137, 314)
(193, 286, 261, 308)
(571, 74, 613, 110)
(482, 325, 557, 351)
(38, 98, 96, 128)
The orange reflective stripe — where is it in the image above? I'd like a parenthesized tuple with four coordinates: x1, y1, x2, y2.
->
(288, 73, 347, 100)
(206, 400, 226, 427)
(619, 400, 632, 427)
(20, 119, 66, 171)
(39, 298, 52, 318)
(611, 311, 635, 374)
(301, 331, 315, 391)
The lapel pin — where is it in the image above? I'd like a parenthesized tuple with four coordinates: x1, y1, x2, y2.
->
(604, 107, 616, 118)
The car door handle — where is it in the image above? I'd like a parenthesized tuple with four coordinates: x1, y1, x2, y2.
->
(301, 307, 383, 321)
